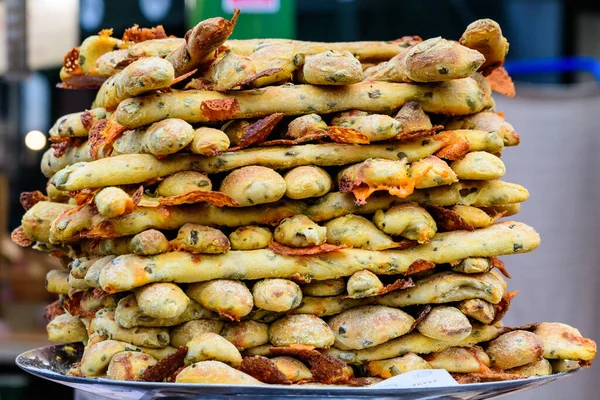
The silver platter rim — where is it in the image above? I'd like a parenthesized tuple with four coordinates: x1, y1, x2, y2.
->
(16, 343, 579, 399)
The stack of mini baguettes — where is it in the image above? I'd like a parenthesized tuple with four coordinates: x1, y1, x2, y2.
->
(12, 12, 596, 385)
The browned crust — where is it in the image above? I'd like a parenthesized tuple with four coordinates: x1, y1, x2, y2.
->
(425, 205, 475, 232)
(158, 190, 239, 207)
(486, 67, 516, 98)
(268, 241, 347, 256)
(20, 190, 48, 211)
(140, 346, 188, 382)
(228, 113, 285, 150)
(11, 226, 33, 247)
(122, 25, 167, 43)
(492, 291, 518, 325)
(240, 356, 292, 384)
(44, 300, 65, 322)
(200, 98, 241, 121)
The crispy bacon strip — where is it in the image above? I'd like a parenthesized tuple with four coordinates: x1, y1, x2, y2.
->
(239, 68, 284, 87)
(327, 126, 370, 144)
(268, 241, 346, 256)
(434, 132, 470, 161)
(289, 273, 311, 284)
(20, 190, 48, 211)
(44, 300, 65, 322)
(88, 116, 128, 159)
(200, 98, 241, 121)
(122, 25, 167, 43)
(67, 188, 97, 206)
(80, 111, 95, 130)
(11, 226, 33, 247)
(62, 292, 85, 318)
(347, 277, 415, 299)
(405, 259, 436, 276)
(131, 186, 144, 208)
(269, 345, 347, 384)
(377, 277, 415, 295)
(426, 205, 475, 232)
(409, 305, 433, 332)
(51, 141, 70, 158)
(261, 127, 369, 147)
(184, 78, 214, 91)
(394, 125, 444, 141)
(158, 190, 238, 207)
(166, 366, 186, 383)
(57, 75, 107, 90)
(228, 113, 284, 150)
(392, 240, 419, 250)
(140, 346, 187, 382)
(171, 68, 198, 86)
(490, 256, 511, 278)
(62, 47, 82, 75)
(115, 58, 138, 70)
(451, 370, 525, 383)
(491, 291, 518, 325)
(240, 356, 292, 384)
(489, 211, 507, 224)
(92, 287, 107, 298)
(487, 67, 516, 98)
(259, 135, 324, 147)
(80, 219, 118, 239)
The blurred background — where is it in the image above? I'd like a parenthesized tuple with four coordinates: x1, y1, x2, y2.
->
(0, 0, 599, 398)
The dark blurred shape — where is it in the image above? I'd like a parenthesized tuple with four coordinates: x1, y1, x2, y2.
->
(80, 0, 186, 38)
(4, 0, 28, 79)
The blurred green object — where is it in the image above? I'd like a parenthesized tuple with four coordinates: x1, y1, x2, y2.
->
(0, 374, 29, 400)
(187, 0, 296, 39)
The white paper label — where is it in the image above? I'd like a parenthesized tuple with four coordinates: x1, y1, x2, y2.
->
(372, 369, 459, 389)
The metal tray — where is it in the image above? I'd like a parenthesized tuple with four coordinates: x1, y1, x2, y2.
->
(16, 344, 578, 400)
